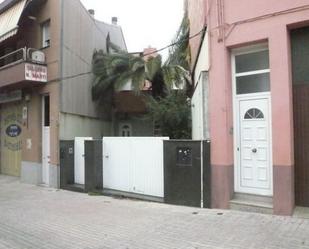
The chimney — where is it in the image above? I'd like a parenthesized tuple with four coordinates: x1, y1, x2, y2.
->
(88, 9, 95, 18)
(112, 17, 118, 25)
(143, 47, 158, 61)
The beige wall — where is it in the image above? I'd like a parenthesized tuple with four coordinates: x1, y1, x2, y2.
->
(35, 0, 61, 166)
(59, 0, 117, 140)
(18, 0, 61, 166)
(21, 91, 41, 163)
(2, 0, 114, 168)
(17, 0, 61, 82)
(19, 0, 113, 165)
(61, 0, 107, 118)
(60, 113, 111, 140)
(21, 81, 59, 166)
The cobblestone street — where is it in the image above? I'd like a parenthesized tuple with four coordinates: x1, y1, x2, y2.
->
(0, 175, 309, 249)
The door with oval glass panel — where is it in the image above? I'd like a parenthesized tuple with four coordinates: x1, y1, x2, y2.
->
(237, 98, 272, 195)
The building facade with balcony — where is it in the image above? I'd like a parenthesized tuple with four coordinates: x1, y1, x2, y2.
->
(0, 0, 126, 187)
(112, 47, 161, 137)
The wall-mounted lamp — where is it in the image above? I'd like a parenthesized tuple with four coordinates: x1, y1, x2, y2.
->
(25, 94, 31, 102)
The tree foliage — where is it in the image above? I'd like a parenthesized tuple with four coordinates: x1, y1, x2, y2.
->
(92, 51, 191, 100)
(146, 91, 191, 139)
(146, 11, 192, 139)
(166, 9, 191, 71)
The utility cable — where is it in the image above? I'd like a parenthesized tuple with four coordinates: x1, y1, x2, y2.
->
(59, 27, 206, 82)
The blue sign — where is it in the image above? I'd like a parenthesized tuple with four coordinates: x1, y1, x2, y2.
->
(6, 124, 22, 137)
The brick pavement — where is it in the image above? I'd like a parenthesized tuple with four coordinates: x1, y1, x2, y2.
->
(0, 175, 308, 249)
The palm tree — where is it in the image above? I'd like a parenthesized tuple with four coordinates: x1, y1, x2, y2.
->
(91, 12, 191, 104)
(166, 8, 191, 71)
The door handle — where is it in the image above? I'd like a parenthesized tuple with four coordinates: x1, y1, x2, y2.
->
(252, 148, 257, 153)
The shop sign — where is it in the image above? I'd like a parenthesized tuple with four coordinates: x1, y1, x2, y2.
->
(0, 90, 22, 104)
(6, 124, 22, 137)
(25, 63, 47, 82)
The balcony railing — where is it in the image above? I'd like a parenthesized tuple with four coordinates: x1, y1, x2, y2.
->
(0, 47, 46, 70)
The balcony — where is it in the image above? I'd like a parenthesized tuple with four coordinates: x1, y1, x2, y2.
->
(113, 90, 150, 114)
(0, 47, 47, 89)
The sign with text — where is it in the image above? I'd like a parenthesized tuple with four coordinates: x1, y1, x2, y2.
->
(25, 63, 47, 82)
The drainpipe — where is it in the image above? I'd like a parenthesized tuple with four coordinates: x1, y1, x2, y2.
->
(201, 139, 204, 208)
(59, 0, 64, 173)
(216, 0, 225, 42)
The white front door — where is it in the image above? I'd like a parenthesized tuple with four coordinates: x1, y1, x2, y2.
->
(42, 127, 50, 185)
(236, 97, 272, 196)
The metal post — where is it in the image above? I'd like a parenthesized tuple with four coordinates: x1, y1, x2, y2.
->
(23, 47, 27, 61)
(200, 140, 204, 208)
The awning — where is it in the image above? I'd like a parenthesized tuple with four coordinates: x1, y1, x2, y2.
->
(0, 0, 27, 43)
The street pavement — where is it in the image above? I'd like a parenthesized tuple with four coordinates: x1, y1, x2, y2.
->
(0, 175, 309, 249)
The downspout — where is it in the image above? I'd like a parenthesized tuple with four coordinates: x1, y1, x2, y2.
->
(216, 0, 224, 42)
(58, 0, 64, 167)
(221, 0, 225, 42)
(201, 138, 204, 208)
(59, 0, 64, 108)
(191, 26, 207, 92)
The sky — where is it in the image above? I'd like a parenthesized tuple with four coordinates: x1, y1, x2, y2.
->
(80, 0, 184, 54)
(0, 0, 184, 55)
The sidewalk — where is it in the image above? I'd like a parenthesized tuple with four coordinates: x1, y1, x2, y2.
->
(0, 175, 308, 249)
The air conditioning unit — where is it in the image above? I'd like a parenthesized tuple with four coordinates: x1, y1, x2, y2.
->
(31, 51, 45, 63)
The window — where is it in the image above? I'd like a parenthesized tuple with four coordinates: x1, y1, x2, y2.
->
(120, 124, 132, 137)
(244, 108, 264, 119)
(235, 50, 269, 73)
(234, 49, 270, 95)
(236, 73, 270, 94)
(42, 20, 50, 48)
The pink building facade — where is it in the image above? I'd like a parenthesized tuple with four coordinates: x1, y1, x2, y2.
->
(189, 0, 309, 215)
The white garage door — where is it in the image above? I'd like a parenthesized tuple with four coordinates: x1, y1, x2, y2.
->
(103, 137, 168, 198)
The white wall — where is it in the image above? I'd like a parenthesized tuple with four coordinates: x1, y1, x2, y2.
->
(191, 31, 210, 140)
(119, 80, 132, 91)
(192, 72, 209, 140)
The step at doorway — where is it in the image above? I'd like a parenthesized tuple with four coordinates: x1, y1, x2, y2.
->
(230, 193, 273, 214)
